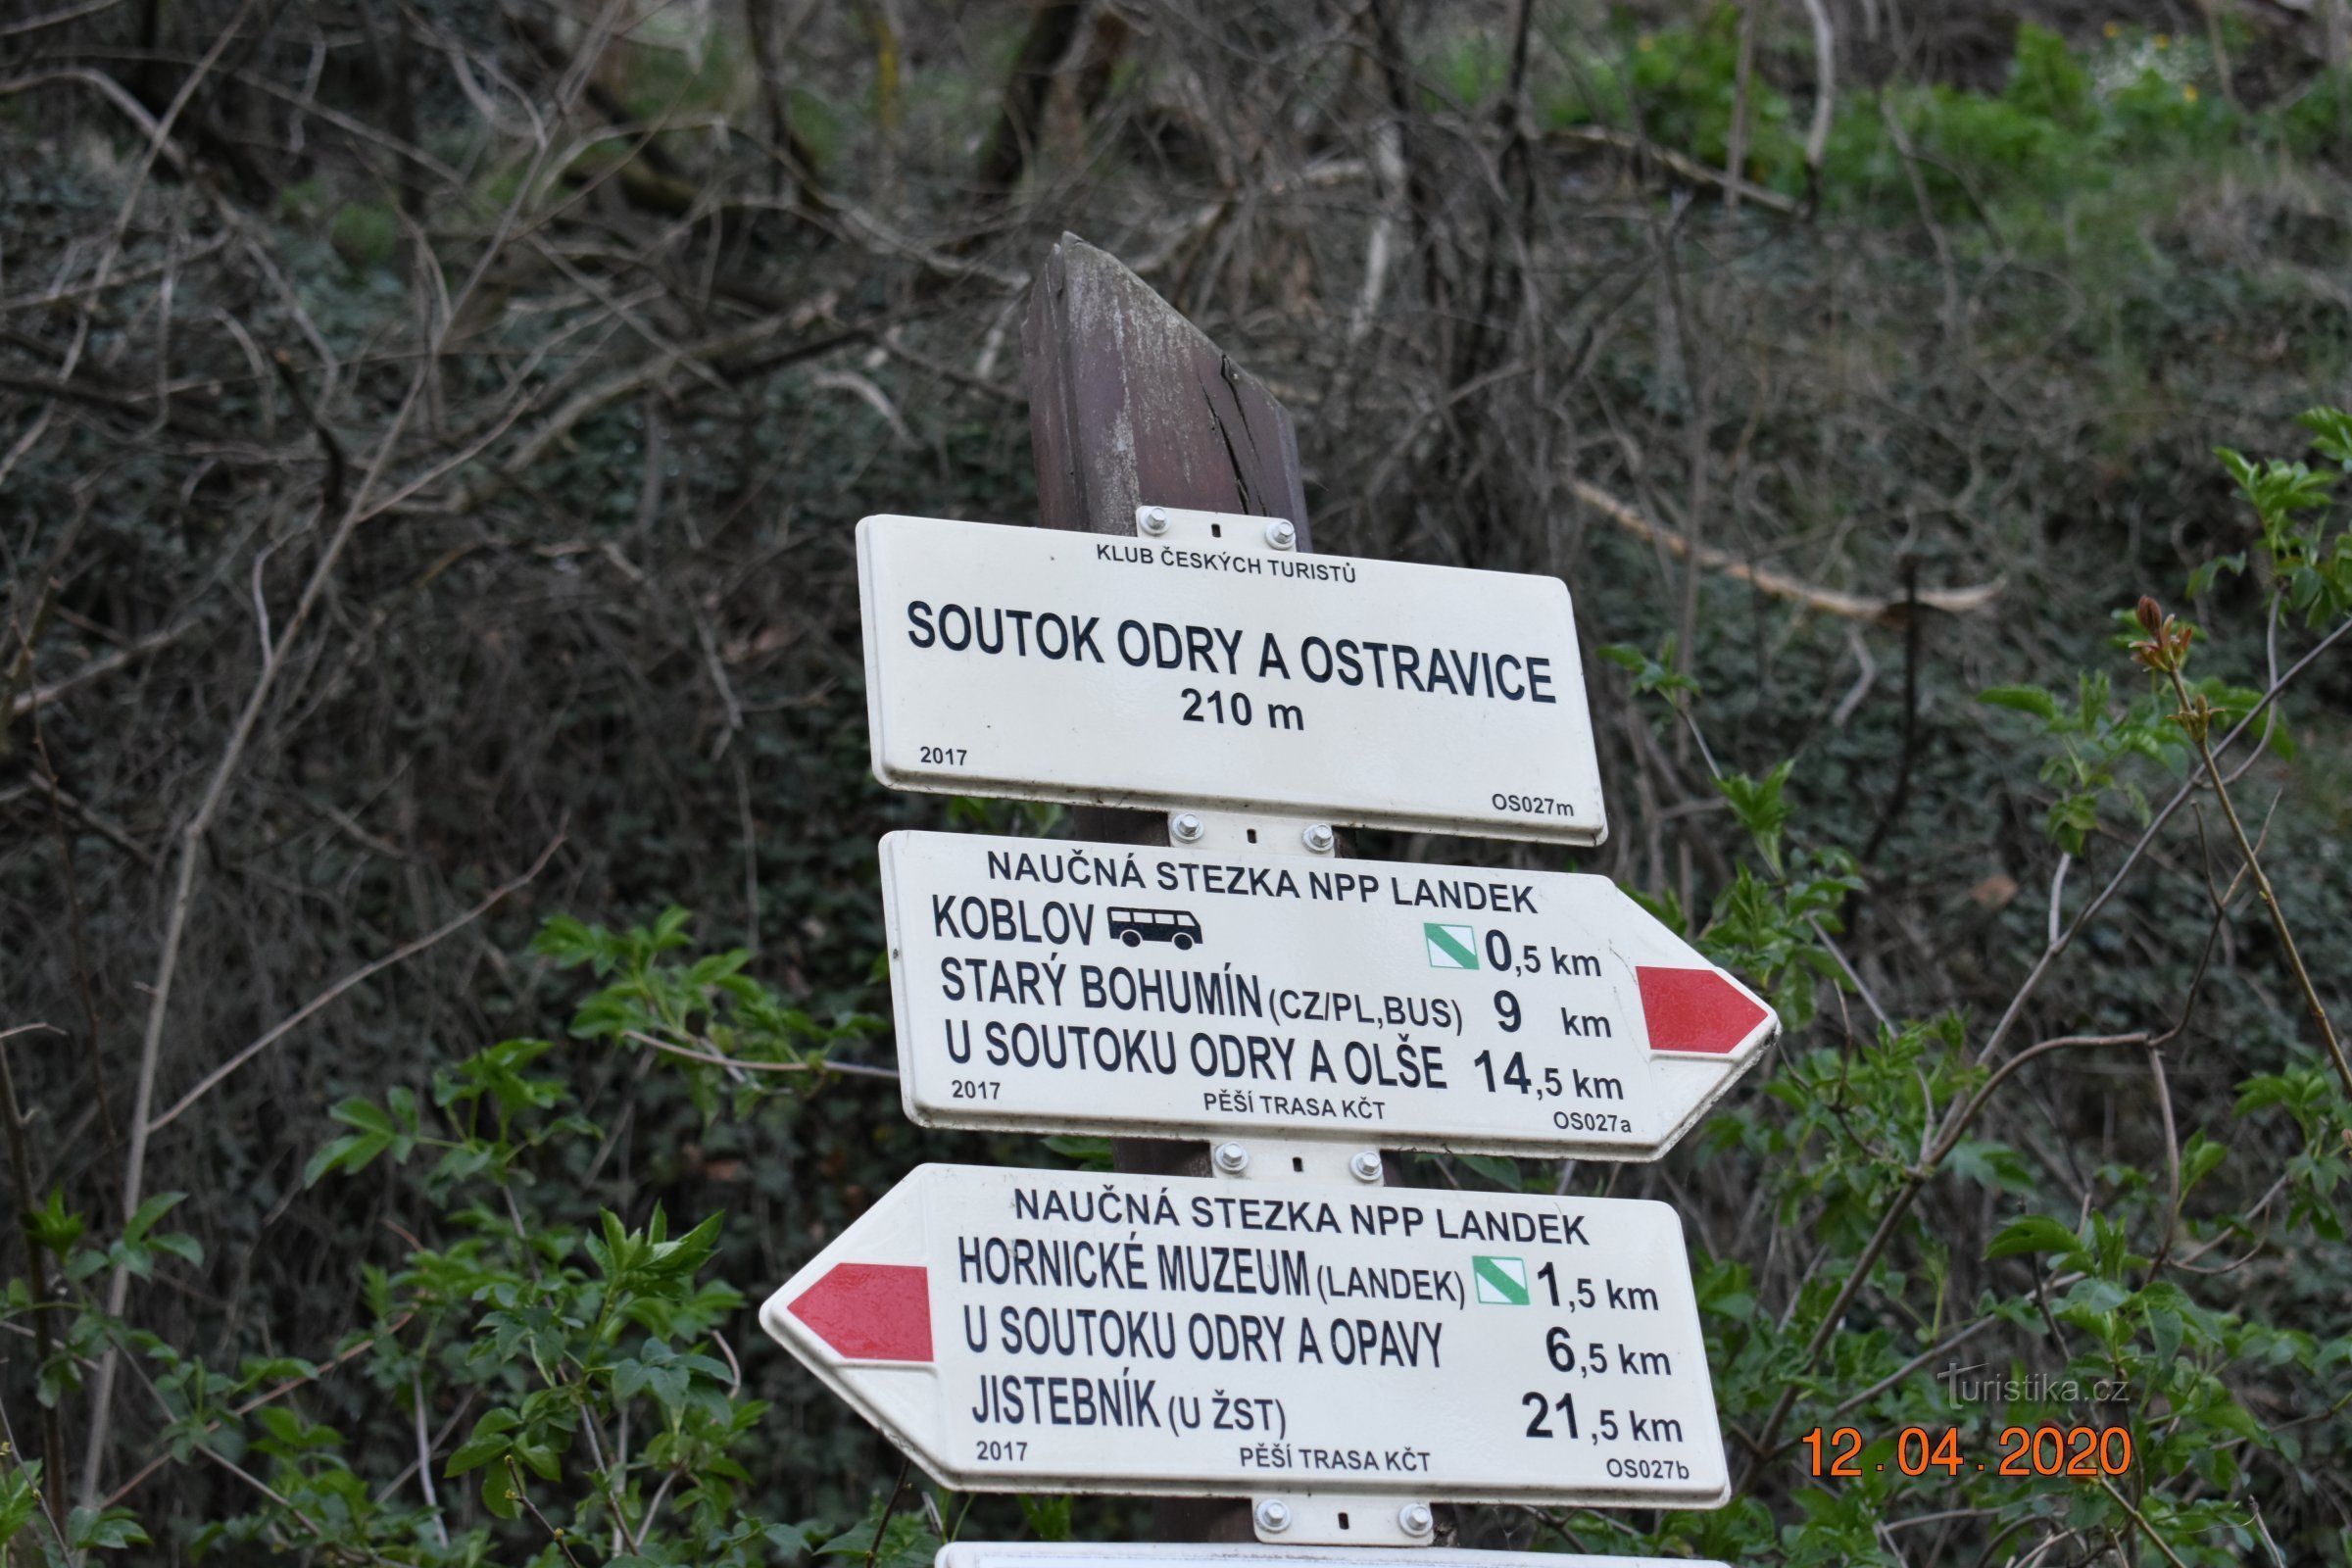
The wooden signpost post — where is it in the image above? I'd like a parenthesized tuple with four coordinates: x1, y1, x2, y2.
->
(760, 236, 1755, 1568)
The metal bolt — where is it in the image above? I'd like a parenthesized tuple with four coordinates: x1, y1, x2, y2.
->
(1141, 507, 1170, 535)
(1397, 1503, 1434, 1538)
(1301, 822, 1336, 855)
(1253, 1499, 1292, 1535)
(1349, 1150, 1384, 1184)
(1264, 518, 1297, 550)
(1213, 1142, 1250, 1175)
(1170, 811, 1204, 844)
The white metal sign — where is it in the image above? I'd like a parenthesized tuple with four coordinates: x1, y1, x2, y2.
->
(880, 831, 1776, 1158)
(941, 1544, 1727, 1568)
(760, 1165, 1729, 1507)
(857, 512, 1606, 845)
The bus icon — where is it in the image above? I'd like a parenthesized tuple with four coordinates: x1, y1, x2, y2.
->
(1106, 907, 1203, 951)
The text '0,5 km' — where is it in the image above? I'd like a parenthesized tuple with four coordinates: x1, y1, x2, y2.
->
(856, 512, 1608, 844)
(760, 1165, 1729, 1507)
(881, 831, 1777, 1158)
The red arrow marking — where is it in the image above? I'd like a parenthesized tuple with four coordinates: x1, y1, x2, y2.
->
(1637, 967, 1768, 1055)
(789, 1263, 933, 1362)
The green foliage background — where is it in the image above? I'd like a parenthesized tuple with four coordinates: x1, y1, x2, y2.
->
(2, 2, 2350, 1565)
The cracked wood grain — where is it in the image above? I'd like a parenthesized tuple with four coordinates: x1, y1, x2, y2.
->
(1025, 232, 1308, 541)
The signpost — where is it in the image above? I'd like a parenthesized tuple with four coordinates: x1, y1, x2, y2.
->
(760, 1165, 1730, 1507)
(757, 237, 1762, 1555)
(881, 830, 1776, 1157)
(857, 512, 1607, 845)
(939, 1544, 1729, 1568)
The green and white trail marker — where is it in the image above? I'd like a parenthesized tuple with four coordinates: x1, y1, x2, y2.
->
(1473, 1255, 1529, 1305)
(1423, 923, 1478, 969)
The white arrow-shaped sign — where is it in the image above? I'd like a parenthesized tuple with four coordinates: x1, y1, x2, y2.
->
(879, 831, 1776, 1159)
(939, 1544, 1731, 1568)
(760, 1165, 1729, 1506)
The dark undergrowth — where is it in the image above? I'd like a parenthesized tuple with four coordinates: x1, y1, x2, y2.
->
(2, 2, 2348, 1563)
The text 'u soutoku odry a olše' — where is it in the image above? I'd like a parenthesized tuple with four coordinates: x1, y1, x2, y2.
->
(760, 504, 1766, 1567)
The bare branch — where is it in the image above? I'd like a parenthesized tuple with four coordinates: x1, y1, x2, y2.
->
(142, 833, 564, 1137)
(1567, 476, 2003, 619)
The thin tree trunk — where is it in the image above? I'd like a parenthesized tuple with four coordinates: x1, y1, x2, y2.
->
(1798, 0, 1836, 207)
(1724, 1, 1760, 211)
(973, 0, 1086, 205)
(2327, 0, 2350, 153)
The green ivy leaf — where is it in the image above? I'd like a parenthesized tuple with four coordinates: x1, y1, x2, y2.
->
(1598, 637, 1702, 700)
(445, 1408, 520, 1477)
(2297, 405, 2352, 466)
(302, 1096, 414, 1187)
(148, 1231, 204, 1267)
(1043, 1136, 1113, 1170)
(1978, 683, 2061, 720)
(1984, 1214, 2081, 1261)
(642, 1210, 724, 1283)
(65, 1505, 150, 1551)
(2185, 553, 2246, 597)
(1713, 760, 1795, 873)
(512, 1439, 563, 1482)
(1451, 1152, 1526, 1191)
(0, 1463, 42, 1550)
(121, 1193, 185, 1247)
(1017, 1495, 1073, 1544)
(480, 1468, 520, 1521)
(2180, 1132, 2229, 1195)
(25, 1189, 83, 1256)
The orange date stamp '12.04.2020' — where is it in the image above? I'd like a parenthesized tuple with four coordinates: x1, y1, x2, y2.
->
(1801, 1424, 2135, 1481)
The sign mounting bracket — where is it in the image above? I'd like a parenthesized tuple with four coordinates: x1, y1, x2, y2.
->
(1209, 1134, 1385, 1188)
(1133, 503, 1298, 554)
(1248, 1494, 1437, 1548)
(1166, 807, 1338, 859)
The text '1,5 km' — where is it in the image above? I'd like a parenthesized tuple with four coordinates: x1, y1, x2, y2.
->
(882, 830, 1777, 1158)
(856, 512, 1608, 844)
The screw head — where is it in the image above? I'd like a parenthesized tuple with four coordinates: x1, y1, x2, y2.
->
(1253, 1499, 1292, 1535)
(1170, 811, 1204, 844)
(1264, 518, 1297, 550)
(1141, 507, 1170, 535)
(1213, 1142, 1250, 1174)
(1398, 1502, 1434, 1537)
(1349, 1150, 1384, 1184)
(1301, 822, 1336, 854)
